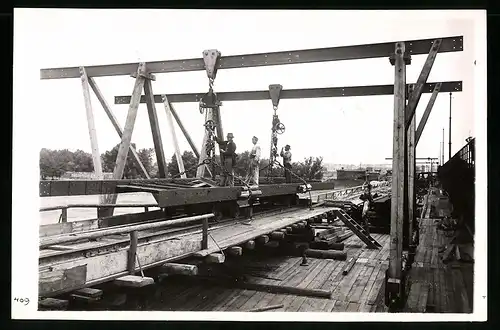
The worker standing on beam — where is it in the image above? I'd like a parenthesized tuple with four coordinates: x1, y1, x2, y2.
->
(247, 136, 261, 188)
(280, 145, 292, 183)
(216, 133, 237, 187)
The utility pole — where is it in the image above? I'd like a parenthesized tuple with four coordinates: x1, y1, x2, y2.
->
(449, 93, 452, 160)
(442, 128, 445, 165)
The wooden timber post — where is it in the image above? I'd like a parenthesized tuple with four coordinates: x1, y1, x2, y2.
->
(79, 67, 105, 204)
(407, 87, 416, 250)
(387, 41, 408, 306)
(196, 108, 215, 178)
(127, 231, 139, 274)
(161, 95, 186, 178)
(213, 106, 224, 153)
(201, 217, 209, 249)
(143, 76, 168, 178)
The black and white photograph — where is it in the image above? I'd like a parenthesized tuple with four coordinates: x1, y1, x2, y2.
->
(12, 9, 486, 321)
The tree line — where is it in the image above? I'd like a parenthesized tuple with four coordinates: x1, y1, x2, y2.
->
(40, 145, 325, 180)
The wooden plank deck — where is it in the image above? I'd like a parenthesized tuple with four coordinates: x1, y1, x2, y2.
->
(137, 233, 391, 312)
(405, 187, 473, 313)
(192, 207, 340, 257)
(405, 217, 473, 313)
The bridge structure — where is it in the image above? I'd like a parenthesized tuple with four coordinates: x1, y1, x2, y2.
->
(38, 35, 464, 310)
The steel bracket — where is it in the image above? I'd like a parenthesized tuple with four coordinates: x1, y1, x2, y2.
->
(388, 53, 396, 66)
(403, 51, 412, 65)
(202, 49, 221, 80)
(405, 84, 415, 101)
(384, 270, 407, 309)
(129, 62, 148, 79)
(269, 84, 283, 108)
(130, 71, 156, 81)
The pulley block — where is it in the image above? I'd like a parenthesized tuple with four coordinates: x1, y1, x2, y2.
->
(199, 92, 222, 113)
(275, 122, 286, 134)
(268, 84, 283, 108)
(202, 49, 222, 80)
(204, 120, 216, 132)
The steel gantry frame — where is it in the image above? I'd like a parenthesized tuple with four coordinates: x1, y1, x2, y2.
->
(40, 35, 464, 307)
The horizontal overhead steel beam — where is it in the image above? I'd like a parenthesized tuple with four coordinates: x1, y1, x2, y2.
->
(114, 81, 462, 105)
(40, 36, 463, 79)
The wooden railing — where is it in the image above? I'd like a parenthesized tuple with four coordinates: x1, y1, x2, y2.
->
(39, 203, 160, 223)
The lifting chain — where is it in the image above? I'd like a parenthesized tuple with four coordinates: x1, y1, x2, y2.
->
(199, 49, 222, 114)
(268, 105, 286, 178)
(267, 84, 284, 179)
(204, 118, 218, 180)
(199, 79, 222, 114)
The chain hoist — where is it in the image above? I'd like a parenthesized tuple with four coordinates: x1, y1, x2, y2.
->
(199, 49, 223, 180)
(268, 84, 285, 178)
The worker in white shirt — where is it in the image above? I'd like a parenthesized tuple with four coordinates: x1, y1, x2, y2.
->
(247, 136, 261, 188)
(280, 145, 292, 183)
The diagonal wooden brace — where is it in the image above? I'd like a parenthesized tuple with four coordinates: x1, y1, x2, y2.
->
(162, 96, 200, 159)
(202, 49, 221, 80)
(144, 78, 168, 178)
(99, 63, 148, 217)
(415, 83, 442, 145)
(405, 39, 442, 128)
(269, 84, 283, 108)
(161, 94, 186, 178)
(79, 67, 104, 180)
(112, 62, 147, 180)
(87, 77, 150, 179)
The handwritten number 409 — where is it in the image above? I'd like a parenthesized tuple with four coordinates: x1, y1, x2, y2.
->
(14, 297, 30, 306)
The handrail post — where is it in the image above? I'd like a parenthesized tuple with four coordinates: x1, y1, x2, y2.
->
(127, 230, 138, 274)
(202, 217, 209, 249)
(61, 207, 68, 223)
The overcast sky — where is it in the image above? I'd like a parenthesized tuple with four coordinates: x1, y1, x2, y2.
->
(15, 9, 484, 166)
